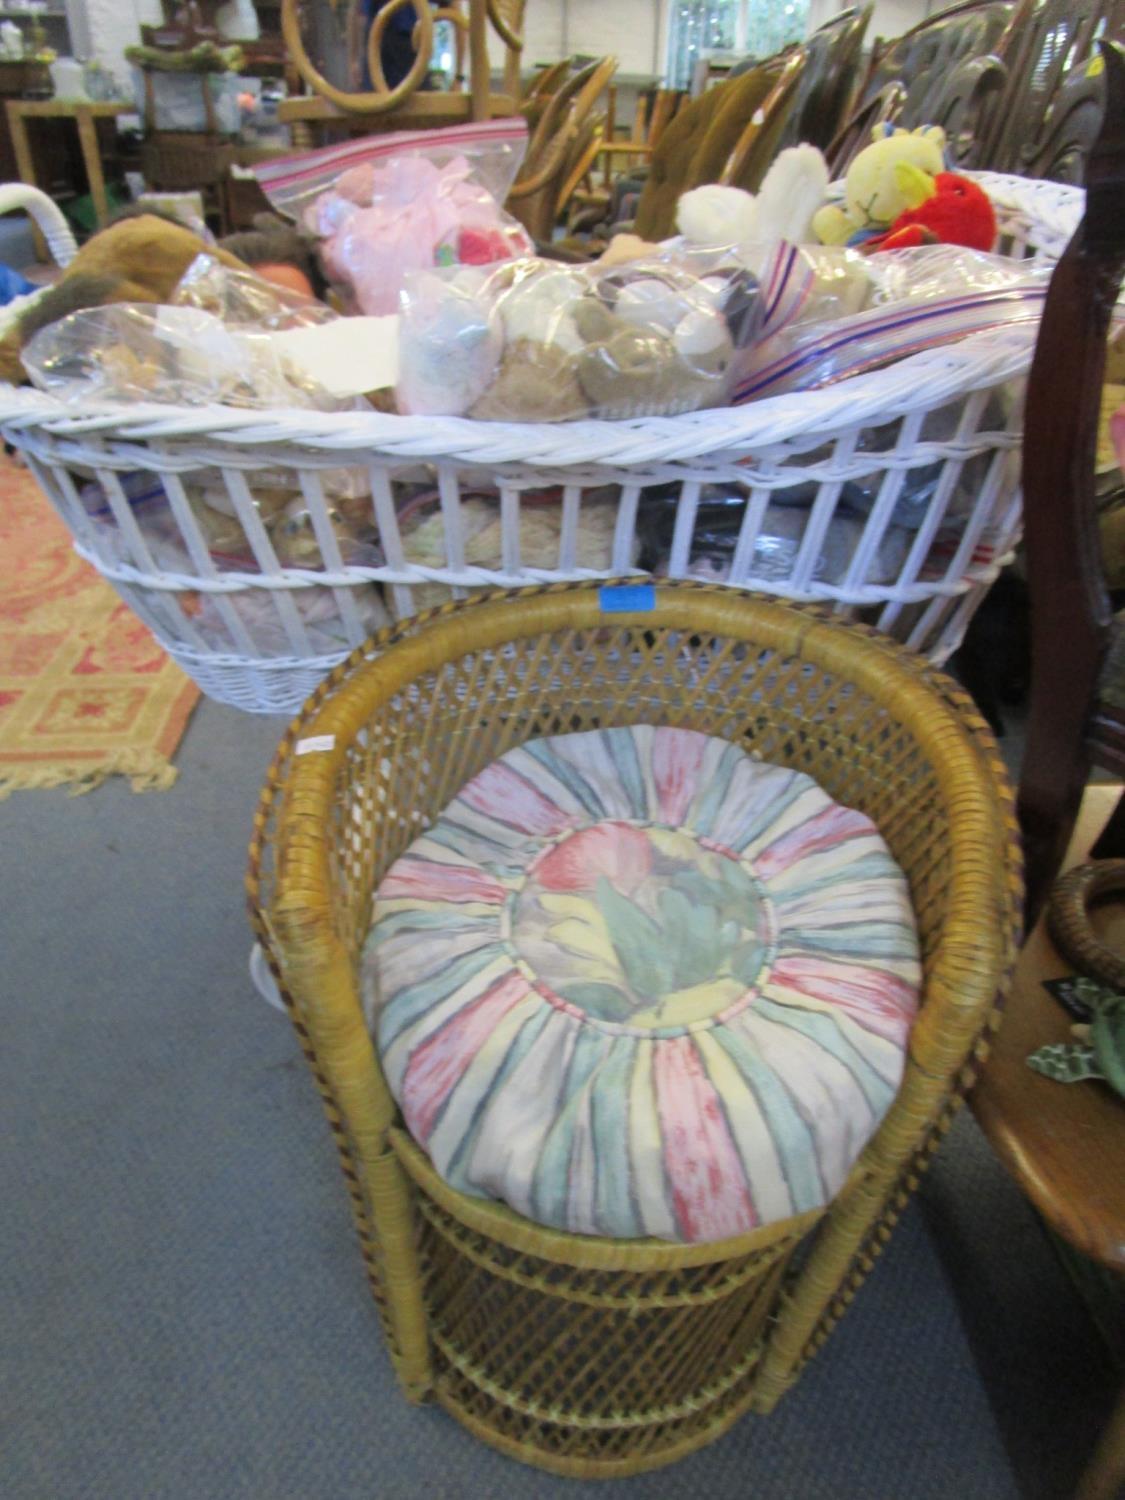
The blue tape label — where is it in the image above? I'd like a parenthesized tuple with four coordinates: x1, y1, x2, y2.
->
(599, 584, 656, 613)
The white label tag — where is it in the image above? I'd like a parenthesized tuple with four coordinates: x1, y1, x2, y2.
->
(270, 316, 399, 397)
(296, 734, 336, 755)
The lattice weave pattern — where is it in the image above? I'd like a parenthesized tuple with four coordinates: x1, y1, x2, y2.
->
(247, 582, 1022, 1477)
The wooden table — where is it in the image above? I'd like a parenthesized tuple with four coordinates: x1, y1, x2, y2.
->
(972, 784, 1125, 1500)
(5, 99, 132, 254)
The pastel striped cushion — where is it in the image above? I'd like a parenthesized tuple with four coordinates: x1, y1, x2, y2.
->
(363, 726, 920, 1244)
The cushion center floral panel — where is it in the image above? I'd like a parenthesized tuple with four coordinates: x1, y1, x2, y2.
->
(508, 820, 776, 1032)
(363, 725, 921, 1244)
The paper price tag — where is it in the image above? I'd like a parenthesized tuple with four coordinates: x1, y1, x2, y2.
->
(296, 734, 336, 755)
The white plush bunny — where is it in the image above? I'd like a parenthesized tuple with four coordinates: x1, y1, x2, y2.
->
(676, 144, 830, 248)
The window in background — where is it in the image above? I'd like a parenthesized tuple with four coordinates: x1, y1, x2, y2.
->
(665, 0, 809, 89)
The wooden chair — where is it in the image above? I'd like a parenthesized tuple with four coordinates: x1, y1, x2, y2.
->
(825, 81, 907, 177)
(859, 0, 1015, 128)
(718, 50, 807, 192)
(559, 87, 686, 237)
(506, 57, 617, 242)
(966, 60, 1125, 1500)
(491, 0, 526, 101)
(277, 0, 521, 137)
(980, 0, 1125, 178)
(1014, 39, 1125, 928)
(970, 778, 1125, 1500)
(1026, 49, 1117, 184)
(629, 49, 806, 241)
(522, 58, 571, 104)
(771, 3, 872, 154)
(827, 0, 1014, 174)
(588, 87, 685, 192)
(555, 114, 607, 227)
(643, 87, 685, 152)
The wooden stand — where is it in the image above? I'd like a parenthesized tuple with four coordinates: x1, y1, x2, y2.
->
(5, 100, 131, 258)
(972, 784, 1125, 1500)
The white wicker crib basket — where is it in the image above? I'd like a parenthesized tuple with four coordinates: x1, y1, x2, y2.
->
(0, 173, 1081, 714)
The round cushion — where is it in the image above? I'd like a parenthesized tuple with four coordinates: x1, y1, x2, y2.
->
(363, 726, 920, 1244)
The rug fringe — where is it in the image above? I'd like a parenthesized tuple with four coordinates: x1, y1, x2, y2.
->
(0, 749, 180, 800)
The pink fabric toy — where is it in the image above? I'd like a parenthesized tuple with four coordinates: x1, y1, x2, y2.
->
(310, 154, 531, 316)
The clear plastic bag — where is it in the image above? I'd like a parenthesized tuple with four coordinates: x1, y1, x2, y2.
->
(188, 584, 390, 656)
(22, 303, 350, 410)
(255, 118, 529, 221)
(395, 485, 630, 607)
(173, 252, 335, 330)
(398, 255, 764, 421)
(254, 120, 533, 318)
(315, 154, 531, 317)
(78, 467, 390, 655)
(636, 484, 911, 588)
(733, 245, 1051, 400)
(79, 467, 380, 573)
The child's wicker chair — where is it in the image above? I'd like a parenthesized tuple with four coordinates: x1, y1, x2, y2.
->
(247, 581, 1021, 1478)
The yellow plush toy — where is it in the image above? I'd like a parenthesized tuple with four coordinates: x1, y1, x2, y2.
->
(812, 125, 946, 246)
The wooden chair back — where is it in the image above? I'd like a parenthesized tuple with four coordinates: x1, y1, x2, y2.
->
(523, 58, 571, 104)
(827, 0, 1013, 172)
(720, 49, 807, 191)
(489, 0, 526, 99)
(775, 4, 872, 152)
(279, 0, 521, 123)
(588, 87, 683, 192)
(980, 0, 1125, 177)
(556, 114, 607, 222)
(507, 56, 617, 240)
(631, 51, 802, 240)
(645, 88, 685, 150)
(825, 81, 906, 177)
(1017, 39, 1125, 924)
(859, 0, 1015, 129)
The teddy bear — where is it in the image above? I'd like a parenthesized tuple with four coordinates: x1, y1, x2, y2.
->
(811, 125, 946, 247)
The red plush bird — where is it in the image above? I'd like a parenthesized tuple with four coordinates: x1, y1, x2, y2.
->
(869, 170, 997, 253)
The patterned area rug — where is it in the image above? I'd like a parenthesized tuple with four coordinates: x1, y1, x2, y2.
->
(0, 460, 198, 798)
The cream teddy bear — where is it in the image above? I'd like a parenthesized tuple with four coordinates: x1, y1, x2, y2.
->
(812, 125, 946, 246)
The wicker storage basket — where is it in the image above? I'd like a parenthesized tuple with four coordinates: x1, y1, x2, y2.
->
(0, 172, 1081, 714)
(247, 581, 1022, 1477)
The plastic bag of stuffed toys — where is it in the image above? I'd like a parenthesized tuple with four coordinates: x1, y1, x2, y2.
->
(255, 120, 534, 318)
(636, 484, 912, 589)
(313, 153, 532, 317)
(398, 255, 763, 421)
(392, 485, 630, 607)
(733, 245, 1052, 400)
(173, 251, 337, 330)
(76, 468, 389, 655)
(21, 300, 355, 411)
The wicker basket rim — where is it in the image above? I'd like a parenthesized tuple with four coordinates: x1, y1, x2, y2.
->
(0, 324, 1037, 462)
(0, 172, 1079, 465)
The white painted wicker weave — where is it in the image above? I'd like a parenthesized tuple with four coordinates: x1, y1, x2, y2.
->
(0, 173, 1081, 713)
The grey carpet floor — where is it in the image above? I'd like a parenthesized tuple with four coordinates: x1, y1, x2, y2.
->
(0, 698, 1117, 1500)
